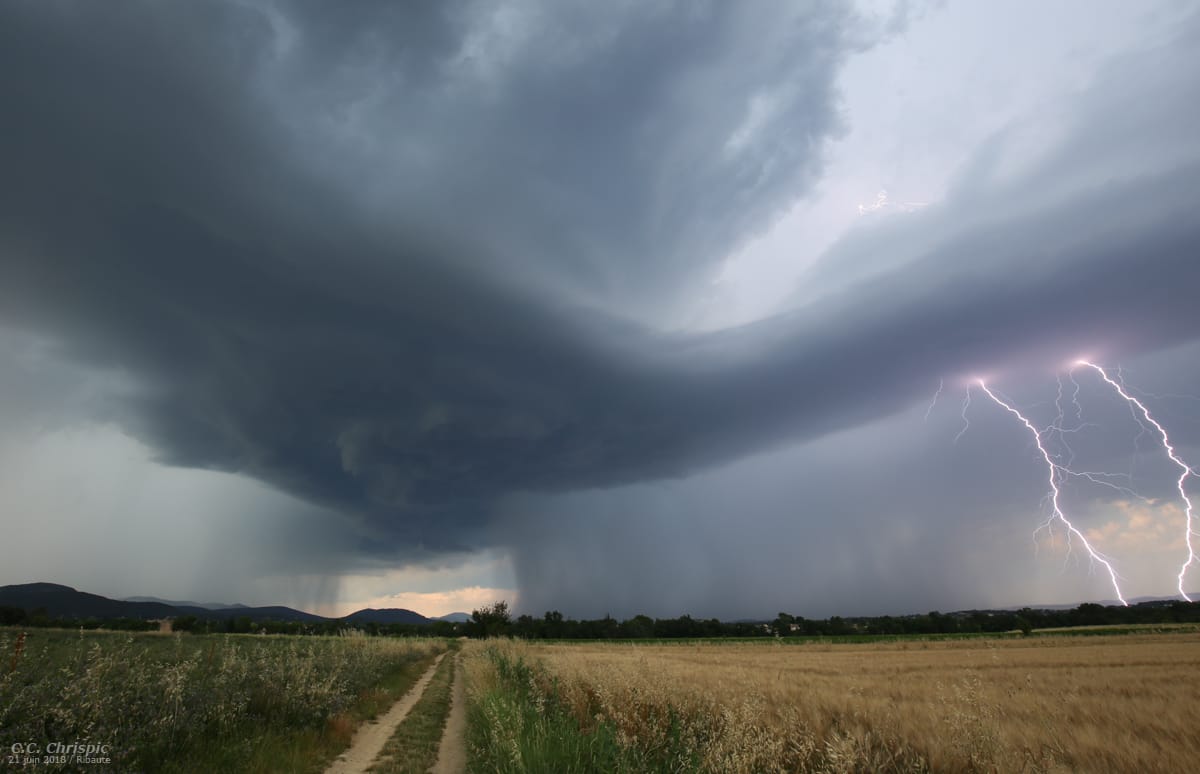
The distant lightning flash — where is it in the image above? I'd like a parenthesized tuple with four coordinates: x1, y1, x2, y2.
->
(1077, 361, 1198, 601)
(1069, 371, 1084, 424)
(856, 188, 930, 216)
(976, 380, 1129, 606)
(924, 378, 943, 422)
(953, 389, 972, 444)
(1050, 375, 1080, 469)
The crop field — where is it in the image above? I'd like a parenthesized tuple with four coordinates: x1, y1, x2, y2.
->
(464, 632, 1200, 773)
(7, 627, 1198, 772)
(0, 628, 444, 773)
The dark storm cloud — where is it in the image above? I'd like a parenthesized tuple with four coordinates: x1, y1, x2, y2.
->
(2, 1, 1199, 564)
(0, 0, 864, 546)
(262, 1, 860, 313)
(507, 339, 1200, 619)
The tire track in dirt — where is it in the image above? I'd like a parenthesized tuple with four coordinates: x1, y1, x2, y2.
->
(325, 652, 447, 774)
(430, 653, 467, 774)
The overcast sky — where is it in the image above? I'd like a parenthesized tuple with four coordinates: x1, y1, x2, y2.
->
(2, 0, 1198, 619)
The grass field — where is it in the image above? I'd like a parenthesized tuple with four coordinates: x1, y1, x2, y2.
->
(8, 626, 1198, 772)
(464, 631, 1200, 773)
(1, 627, 444, 773)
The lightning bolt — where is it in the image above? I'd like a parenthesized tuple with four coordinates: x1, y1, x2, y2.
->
(857, 188, 929, 216)
(1113, 365, 1152, 480)
(924, 378, 944, 422)
(953, 389, 972, 444)
(1125, 384, 1200, 405)
(1049, 375, 1080, 469)
(1059, 469, 1150, 503)
(976, 380, 1129, 606)
(1045, 375, 1125, 496)
(1076, 361, 1198, 601)
(1069, 370, 1084, 424)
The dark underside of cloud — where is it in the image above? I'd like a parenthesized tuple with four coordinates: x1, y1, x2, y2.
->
(2, 1, 1199, 573)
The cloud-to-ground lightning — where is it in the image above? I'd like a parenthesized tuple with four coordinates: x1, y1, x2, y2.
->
(1044, 376, 1147, 501)
(953, 388, 972, 444)
(1077, 361, 1198, 601)
(976, 380, 1129, 606)
(1068, 371, 1084, 424)
(924, 378, 943, 422)
(1048, 375, 1087, 469)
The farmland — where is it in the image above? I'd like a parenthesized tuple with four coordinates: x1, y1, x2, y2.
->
(5, 626, 1199, 772)
(0, 628, 444, 772)
(464, 631, 1200, 773)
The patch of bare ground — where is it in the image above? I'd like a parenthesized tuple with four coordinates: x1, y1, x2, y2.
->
(430, 654, 467, 774)
(325, 652, 446, 774)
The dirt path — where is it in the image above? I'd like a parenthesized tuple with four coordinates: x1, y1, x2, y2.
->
(325, 652, 447, 774)
(430, 654, 467, 774)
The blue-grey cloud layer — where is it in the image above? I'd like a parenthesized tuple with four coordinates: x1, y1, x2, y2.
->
(2, 2, 1199, 606)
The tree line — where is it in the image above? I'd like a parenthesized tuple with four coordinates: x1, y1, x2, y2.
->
(6, 599, 1199, 639)
(463, 599, 1200, 639)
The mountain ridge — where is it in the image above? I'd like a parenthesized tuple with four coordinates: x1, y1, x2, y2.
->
(122, 595, 249, 610)
(0, 582, 452, 625)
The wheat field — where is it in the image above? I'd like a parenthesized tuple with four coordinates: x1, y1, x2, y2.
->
(465, 632, 1200, 772)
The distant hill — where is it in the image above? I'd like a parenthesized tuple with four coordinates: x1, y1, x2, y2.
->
(0, 583, 464, 626)
(436, 612, 472, 623)
(2, 583, 374, 624)
(180, 604, 327, 623)
(342, 608, 430, 625)
(0, 583, 181, 620)
(122, 596, 247, 611)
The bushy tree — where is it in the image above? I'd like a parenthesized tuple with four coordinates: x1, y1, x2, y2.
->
(470, 600, 511, 638)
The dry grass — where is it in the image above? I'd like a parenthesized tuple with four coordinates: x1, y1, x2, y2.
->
(468, 632, 1200, 772)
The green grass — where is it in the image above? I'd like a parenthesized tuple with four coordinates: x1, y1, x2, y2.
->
(370, 646, 459, 773)
(1, 627, 444, 773)
(158, 653, 435, 774)
(1030, 622, 1200, 637)
(466, 645, 682, 773)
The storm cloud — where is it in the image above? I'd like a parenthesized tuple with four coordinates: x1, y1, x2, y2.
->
(2, 1, 1199, 615)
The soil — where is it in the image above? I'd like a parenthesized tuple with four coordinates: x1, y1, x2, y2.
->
(324, 652, 447, 774)
(429, 654, 467, 774)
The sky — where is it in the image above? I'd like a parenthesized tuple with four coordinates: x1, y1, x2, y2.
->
(2, 0, 1199, 619)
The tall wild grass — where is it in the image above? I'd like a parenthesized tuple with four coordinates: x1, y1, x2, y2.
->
(1, 628, 442, 772)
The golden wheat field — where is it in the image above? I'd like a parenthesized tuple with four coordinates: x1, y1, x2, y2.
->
(466, 633, 1200, 773)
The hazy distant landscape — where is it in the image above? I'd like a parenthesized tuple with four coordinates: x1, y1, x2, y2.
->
(0, 583, 469, 628)
(5, 581, 1200, 639)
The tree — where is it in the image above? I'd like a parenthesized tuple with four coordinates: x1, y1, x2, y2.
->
(621, 615, 655, 639)
(773, 612, 796, 637)
(429, 620, 457, 638)
(542, 611, 565, 639)
(470, 600, 511, 638)
(513, 614, 536, 638)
